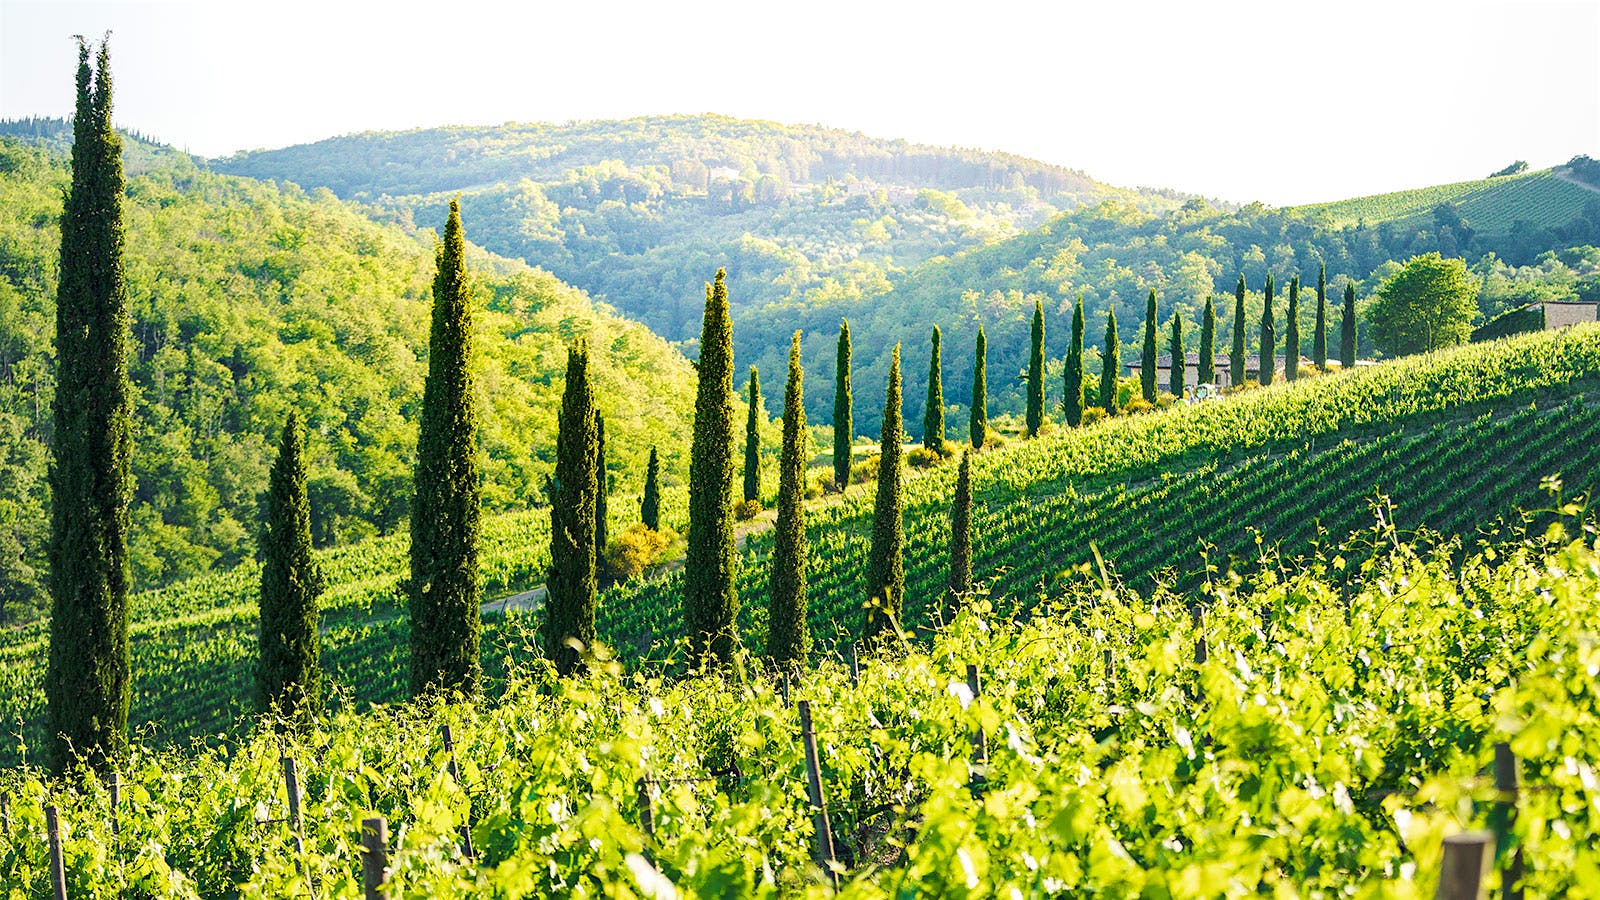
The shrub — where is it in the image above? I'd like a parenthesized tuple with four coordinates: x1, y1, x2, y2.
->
(735, 499, 763, 520)
(850, 454, 881, 484)
(907, 447, 944, 469)
(1080, 407, 1108, 426)
(602, 524, 672, 582)
(1122, 397, 1156, 416)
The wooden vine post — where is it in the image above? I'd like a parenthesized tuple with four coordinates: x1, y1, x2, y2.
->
(282, 757, 307, 867)
(1493, 742, 1523, 900)
(361, 816, 390, 900)
(635, 775, 656, 836)
(850, 643, 860, 687)
(1436, 831, 1494, 900)
(1, 790, 10, 835)
(966, 663, 988, 792)
(46, 804, 66, 900)
(109, 769, 121, 839)
(441, 724, 475, 858)
(796, 700, 839, 888)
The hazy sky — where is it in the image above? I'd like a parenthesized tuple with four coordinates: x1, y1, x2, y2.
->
(2, 0, 1596, 206)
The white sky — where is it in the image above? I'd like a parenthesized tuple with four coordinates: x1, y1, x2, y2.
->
(1, 0, 1597, 206)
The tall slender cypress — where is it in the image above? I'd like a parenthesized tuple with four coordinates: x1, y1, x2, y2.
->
(545, 341, 598, 676)
(258, 412, 323, 722)
(1026, 300, 1045, 436)
(1341, 283, 1358, 368)
(766, 332, 809, 666)
(1141, 290, 1159, 402)
(1230, 275, 1247, 388)
(833, 320, 852, 490)
(969, 326, 987, 449)
(1285, 275, 1301, 381)
(743, 367, 761, 504)
(685, 270, 740, 666)
(596, 414, 610, 557)
(1313, 263, 1329, 370)
(641, 446, 661, 531)
(409, 198, 482, 697)
(1199, 296, 1217, 387)
(1064, 294, 1085, 426)
(948, 450, 973, 601)
(1168, 314, 1184, 396)
(47, 38, 133, 773)
(865, 345, 905, 643)
(923, 326, 944, 453)
(1260, 273, 1276, 386)
(1100, 309, 1120, 415)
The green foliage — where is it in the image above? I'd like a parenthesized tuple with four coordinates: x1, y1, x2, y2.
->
(744, 367, 761, 504)
(1370, 253, 1481, 356)
(547, 340, 598, 677)
(1260, 274, 1276, 385)
(1064, 295, 1085, 427)
(1199, 295, 1216, 386)
(1286, 274, 1301, 381)
(866, 345, 905, 643)
(595, 415, 608, 557)
(1167, 313, 1184, 395)
(923, 326, 944, 452)
(1473, 304, 1547, 343)
(47, 40, 132, 774)
(257, 413, 323, 722)
(1141, 290, 1159, 401)
(1342, 283, 1358, 367)
(767, 332, 809, 667)
(640, 446, 661, 532)
(1314, 263, 1329, 369)
(409, 199, 483, 698)
(1293, 167, 1594, 235)
(1100, 309, 1120, 415)
(1027, 300, 1045, 436)
(685, 270, 740, 666)
(834, 320, 852, 490)
(948, 450, 972, 605)
(602, 523, 670, 582)
(0, 135, 696, 608)
(969, 326, 986, 448)
(1231, 275, 1248, 388)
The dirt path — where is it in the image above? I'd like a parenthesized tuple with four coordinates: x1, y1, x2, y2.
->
(1553, 170, 1600, 196)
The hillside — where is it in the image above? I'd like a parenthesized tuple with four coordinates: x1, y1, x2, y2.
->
(2, 325, 1595, 766)
(0, 133, 698, 619)
(1290, 164, 1600, 234)
(211, 115, 1176, 345)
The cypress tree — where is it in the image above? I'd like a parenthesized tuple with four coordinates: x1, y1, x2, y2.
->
(1199, 296, 1217, 387)
(1168, 313, 1184, 396)
(595, 414, 608, 557)
(640, 446, 661, 531)
(948, 450, 972, 601)
(1341, 283, 1358, 368)
(545, 340, 598, 676)
(409, 198, 482, 698)
(865, 345, 905, 643)
(47, 38, 133, 774)
(1141, 290, 1159, 402)
(685, 270, 740, 666)
(1100, 309, 1120, 415)
(258, 412, 323, 723)
(1285, 275, 1300, 382)
(743, 367, 761, 504)
(1313, 263, 1329, 370)
(1230, 275, 1247, 389)
(833, 320, 852, 490)
(923, 326, 944, 453)
(1260, 274, 1276, 386)
(969, 326, 986, 449)
(766, 332, 809, 667)
(1064, 294, 1085, 426)
(1026, 300, 1045, 436)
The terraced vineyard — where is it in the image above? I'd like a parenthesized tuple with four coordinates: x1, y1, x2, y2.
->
(1289, 167, 1597, 234)
(3, 325, 1598, 766)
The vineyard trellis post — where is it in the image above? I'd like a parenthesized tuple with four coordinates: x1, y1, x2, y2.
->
(1493, 742, 1523, 900)
(46, 804, 66, 900)
(1103, 648, 1116, 692)
(109, 769, 121, 838)
(796, 700, 839, 888)
(361, 816, 390, 900)
(2, 790, 10, 834)
(781, 671, 791, 707)
(1437, 831, 1494, 900)
(966, 663, 988, 793)
(441, 724, 475, 858)
(636, 775, 656, 836)
(850, 643, 860, 687)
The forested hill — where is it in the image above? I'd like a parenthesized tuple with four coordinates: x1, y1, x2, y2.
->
(0, 133, 698, 621)
(212, 115, 1178, 343)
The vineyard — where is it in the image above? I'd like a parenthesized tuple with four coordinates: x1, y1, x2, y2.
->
(1290, 168, 1597, 234)
(5, 518, 1600, 896)
(1, 325, 1596, 771)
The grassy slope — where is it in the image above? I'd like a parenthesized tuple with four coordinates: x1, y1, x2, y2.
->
(1290, 168, 1596, 233)
(3, 325, 1597, 765)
